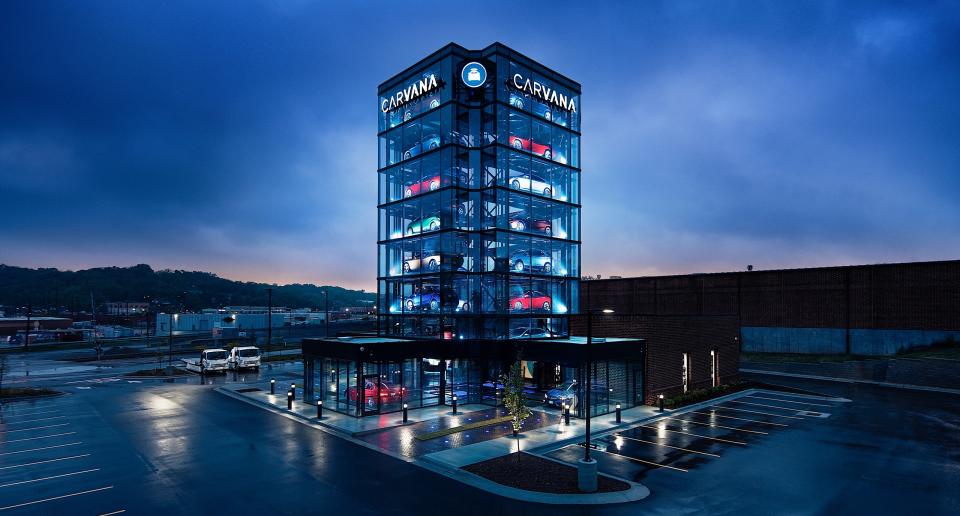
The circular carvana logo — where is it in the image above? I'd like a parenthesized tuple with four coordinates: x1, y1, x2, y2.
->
(461, 62, 487, 88)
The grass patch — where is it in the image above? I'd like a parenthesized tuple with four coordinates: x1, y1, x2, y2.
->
(742, 352, 869, 364)
(261, 353, 302, 363)
(124, 366, 184, 377)
(415, 415, 514, 441)
(1, 387, 60, 398)
(895, 336, 960, 360)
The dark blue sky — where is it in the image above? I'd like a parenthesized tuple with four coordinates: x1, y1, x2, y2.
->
(1, 1, 958, 290)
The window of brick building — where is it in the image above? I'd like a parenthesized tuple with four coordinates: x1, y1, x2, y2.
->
(711, 350, 719, 387)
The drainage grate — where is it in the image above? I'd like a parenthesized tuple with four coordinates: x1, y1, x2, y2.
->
(236, 387, 263, 393)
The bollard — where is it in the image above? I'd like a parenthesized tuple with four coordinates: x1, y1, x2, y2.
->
(658, 394, 665, 412)
(287, 390, 293, 410)
(452, 394, 458, 415)
(564, 404, 571, 425)
(615, 403, 622, 423)
(290, 383, 297, 399)
(402, 403, 408, 423)
(317, 399, 323, 419)
(270, 379, 276, 395)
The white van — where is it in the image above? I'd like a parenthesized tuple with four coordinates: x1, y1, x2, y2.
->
(229, 346, 261, 370)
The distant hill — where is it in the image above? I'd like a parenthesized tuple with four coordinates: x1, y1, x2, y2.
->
(0, 264, 375, 312)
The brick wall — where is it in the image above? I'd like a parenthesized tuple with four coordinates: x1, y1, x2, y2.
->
(570, 315, 740, 405)
(582, 260, 960, 355)
(582, 260, 960, 331)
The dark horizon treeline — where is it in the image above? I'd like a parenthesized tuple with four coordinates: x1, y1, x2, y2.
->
(0, 264, 375, 314)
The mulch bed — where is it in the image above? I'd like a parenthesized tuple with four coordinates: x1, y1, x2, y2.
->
(462, 452, 630, 494)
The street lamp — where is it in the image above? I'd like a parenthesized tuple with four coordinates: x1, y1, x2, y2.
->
(322, 290, 330, 338)
(580, 307, 614, 493)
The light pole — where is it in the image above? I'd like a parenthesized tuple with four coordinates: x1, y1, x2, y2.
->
(266, 288, 273, 357)
(579, 307, 614, 493)
(323, 290, 330, 338)
(168, 312, 174, 368)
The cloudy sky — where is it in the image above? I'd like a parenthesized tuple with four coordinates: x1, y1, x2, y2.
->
(1, 1, 958, 290)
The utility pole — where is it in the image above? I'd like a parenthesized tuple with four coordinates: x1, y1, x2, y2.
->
(168, 312, 174, 368)
(23, 302, 31, 351)
(266, 288, 273, 356)
(324, 290, 330, 338)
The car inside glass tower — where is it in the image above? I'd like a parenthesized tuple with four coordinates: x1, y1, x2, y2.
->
(304, 44, 643, 419)
(377, 46, 581, 341)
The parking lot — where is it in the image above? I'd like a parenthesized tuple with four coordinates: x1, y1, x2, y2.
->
(0, 396, 125, 515)
(545, 390, 846, 481)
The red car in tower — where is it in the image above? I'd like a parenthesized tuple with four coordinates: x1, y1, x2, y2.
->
(508, 135, 552, 160)
(347, 379, 405, 408)
(404, 175, 441, 198)
(509, 290, 551, 312)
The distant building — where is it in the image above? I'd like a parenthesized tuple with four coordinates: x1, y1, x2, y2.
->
(103, 302, 149, 315)
(156, 310, 326, 335)
(0, 316, 73, 336)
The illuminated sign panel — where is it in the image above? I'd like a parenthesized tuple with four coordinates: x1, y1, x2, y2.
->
(380, 73, 440, 113)
(511, 73, 577, 113)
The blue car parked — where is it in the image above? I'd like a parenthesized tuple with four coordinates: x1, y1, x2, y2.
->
(403, 133, 441, 160)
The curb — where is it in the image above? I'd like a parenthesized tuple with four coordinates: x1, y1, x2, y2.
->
(417, 457, 650, 505)
(741, 368, 960, 395)
(217, 386, 649, 505)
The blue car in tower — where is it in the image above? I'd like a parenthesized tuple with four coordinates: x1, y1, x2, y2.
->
(404, 288, 440, 312)
(508, 93, 552, 121)
(403, 133, 441, 160)
(509, 249, 552, 273)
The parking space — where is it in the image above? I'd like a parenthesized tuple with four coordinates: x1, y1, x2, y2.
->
(0, 397, 125, 515)
(544, 390, 847, 481)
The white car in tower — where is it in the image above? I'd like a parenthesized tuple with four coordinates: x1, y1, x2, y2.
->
(509, 173, 552, 197)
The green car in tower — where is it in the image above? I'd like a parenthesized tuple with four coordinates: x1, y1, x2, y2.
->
(406, 215, 440, 235)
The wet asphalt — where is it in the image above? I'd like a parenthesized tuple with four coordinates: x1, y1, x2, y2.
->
(0, 360, 958, 515)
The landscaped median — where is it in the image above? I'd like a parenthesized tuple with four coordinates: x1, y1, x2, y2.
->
(464, 453, 630, 494)
(415, 415, 514, 441)
(0, 386, 62, 400)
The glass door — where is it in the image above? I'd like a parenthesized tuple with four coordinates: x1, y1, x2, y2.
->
(360, 372, 380, 416)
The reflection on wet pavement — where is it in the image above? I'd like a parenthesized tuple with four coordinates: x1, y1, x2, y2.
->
(357, 407, 561, 458)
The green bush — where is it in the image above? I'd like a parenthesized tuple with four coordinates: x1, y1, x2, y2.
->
(663, 382, 741, 409)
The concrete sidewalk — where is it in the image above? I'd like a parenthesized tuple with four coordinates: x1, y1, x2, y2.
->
(219, 380, 491, 437)
(420, 405, 660, 469)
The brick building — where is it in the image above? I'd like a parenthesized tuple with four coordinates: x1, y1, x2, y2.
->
(571, 315, 740, 404)
(581, 259, 960, 356)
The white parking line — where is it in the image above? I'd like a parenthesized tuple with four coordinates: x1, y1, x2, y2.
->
(746, 395, 833, 408)
(100, 509, 126, 515)
(613, 433, 721, 457)
(689, 410, 789, 427)
(0, 454, 90, 471)
(0, 442, 82, 456)
(665, 416, 768, 435)
(0, 468, 99, 488)
(712, 406, 804, 420)
(2, 415, 67, 425)
(726, 399, 807, 412)
(0, 485, 113, 511)
(0, 409, 62, 418)
(638, 424, 748, 445)
(2, 423, 70, 434)
(2, 432, 77, 444)
(590, 446, 689, 472)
